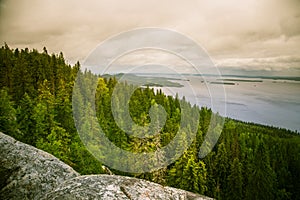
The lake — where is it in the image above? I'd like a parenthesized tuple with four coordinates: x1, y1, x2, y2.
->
(142, 74, 300, 132)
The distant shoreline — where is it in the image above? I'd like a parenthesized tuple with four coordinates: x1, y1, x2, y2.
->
(127, 73, 300, 82)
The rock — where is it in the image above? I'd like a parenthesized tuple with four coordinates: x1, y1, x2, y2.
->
(0, 132, 79, 200)
(0, 132, 213, 200)
(43, 175, 212, 200)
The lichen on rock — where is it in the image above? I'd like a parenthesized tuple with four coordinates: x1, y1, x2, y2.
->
(0, 132, 79, 200)
(43, 175, 211, 200)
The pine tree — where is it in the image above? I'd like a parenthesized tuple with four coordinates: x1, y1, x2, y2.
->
(17, 93, 35, 145)
(32, 80, 56, 142)
(0, 89, 19, 138)
(36, 125, 71, 163)
(227, 158, 243, 200)
(214, 142, 229, 199)
(167, 149, 207, 194)
(245, 143, 277, 200)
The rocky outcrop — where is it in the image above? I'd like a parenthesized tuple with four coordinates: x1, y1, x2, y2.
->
(0, 132, 213, 200)
(0, 132, 79, 200)
(42, 175, 212, 200)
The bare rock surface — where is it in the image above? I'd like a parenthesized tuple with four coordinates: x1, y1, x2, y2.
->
(0, 132, 213, 200)
(43, 175, 212, 200)
(0, 132, 79, 200)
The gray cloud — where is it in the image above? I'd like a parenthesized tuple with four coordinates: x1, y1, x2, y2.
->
(0, 0, 300, 75)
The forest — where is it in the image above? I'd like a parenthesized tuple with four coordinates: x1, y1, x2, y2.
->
(0, 44, 299, 200)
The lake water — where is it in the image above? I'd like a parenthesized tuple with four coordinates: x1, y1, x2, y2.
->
(147, 75, 300, 132)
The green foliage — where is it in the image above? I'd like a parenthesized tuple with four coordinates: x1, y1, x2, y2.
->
(0, 45, 103, 175)
(0, 89, 19, 138)
(0, 45, 299, 200)
(245, 143, 277, 200)
(227, 158, 243, 200)
(17, 93, 35, 144)
(36, 126, 71, 162)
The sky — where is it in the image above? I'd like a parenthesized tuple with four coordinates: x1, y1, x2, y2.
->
(0, 0, 300, 76)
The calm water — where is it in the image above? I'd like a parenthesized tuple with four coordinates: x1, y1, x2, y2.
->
(149, 75, 300, 132)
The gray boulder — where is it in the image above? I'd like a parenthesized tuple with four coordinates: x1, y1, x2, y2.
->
(0, 132, 213, 200)
(0, 132, 79, 200)
(43, 175, 212, 200)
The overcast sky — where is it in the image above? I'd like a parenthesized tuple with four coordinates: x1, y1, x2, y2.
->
(1, 0, 300, 76)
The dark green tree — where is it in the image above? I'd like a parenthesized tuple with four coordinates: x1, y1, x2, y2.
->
(226, 158, 243, 200)
(16, 93, 36, 145)
(245, 143, 277, 200)
(0, 89, 19, 138)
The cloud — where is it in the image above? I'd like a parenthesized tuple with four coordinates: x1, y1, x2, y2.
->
(216, 55, 300, 68)
(216, 55, 300, 76)
(0, 0, 299, 75)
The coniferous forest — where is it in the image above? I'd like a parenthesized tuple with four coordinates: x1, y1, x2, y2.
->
(0, 44, 299, 200)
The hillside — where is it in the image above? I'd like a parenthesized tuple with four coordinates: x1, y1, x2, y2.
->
(0, 45, 299, 199)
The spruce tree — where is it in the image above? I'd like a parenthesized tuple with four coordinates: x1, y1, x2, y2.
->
(227, 158, 243, 200)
